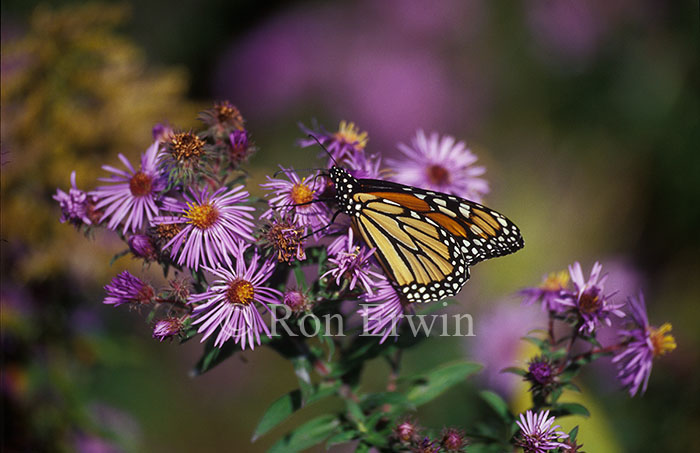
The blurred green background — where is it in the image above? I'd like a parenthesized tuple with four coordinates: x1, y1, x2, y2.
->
(2, 1, 698, 452)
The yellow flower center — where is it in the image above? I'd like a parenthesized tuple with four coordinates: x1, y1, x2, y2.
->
(226, 280, 254, 306)
(648, 323, 677, 358)
(334, 120, 368, 149)
(541, 271, 570, 291)
(129, 171, 153, 197)
(184, 202, 219, 230)
(291, 181, 314, 205)
(170, 132, 206, 162)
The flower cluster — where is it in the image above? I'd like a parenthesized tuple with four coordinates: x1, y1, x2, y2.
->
(518, 260, 676, 398)
(391, 418, 468, 452)
(55, 105, 491, 352)
(54, 105, 675, 452)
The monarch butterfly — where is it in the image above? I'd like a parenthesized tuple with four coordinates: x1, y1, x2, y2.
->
(327, 165, 524, 303)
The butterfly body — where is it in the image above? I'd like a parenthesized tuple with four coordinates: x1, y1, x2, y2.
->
(328, 166, 523, 303)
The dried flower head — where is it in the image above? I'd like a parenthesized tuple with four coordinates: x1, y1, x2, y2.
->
(168, 131, 206, 163)
(393, 418, 420, 444)
(200, 100, 244, 129)
(259, 217, 306, 263)
(282, 289, 312, 313)
(440, 427, 467, 452)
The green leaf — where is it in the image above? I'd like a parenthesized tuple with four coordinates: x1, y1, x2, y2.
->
(190, 337, 236, 376)
(569, 425, 579, 441)
(325, 429, 358, 448)
(292, 265, 307, 291)
(479, 390, 512, 423)
(501, 366, 527, 377)
(555, 402, 590, 417)
(252, 382, 340, 441)
(253, 390, 303, 441)
(402, 361, 482, 406)
(360, 392, 413, 413)
(268, 414, 340, 453)
(354, 442, 371, 453)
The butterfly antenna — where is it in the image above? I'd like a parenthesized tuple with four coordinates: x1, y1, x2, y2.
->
(301, 210, 343, 239)
(309, 134, 339, 167)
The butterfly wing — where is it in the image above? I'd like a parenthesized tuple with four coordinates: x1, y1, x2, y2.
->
(350, 178, 523, 303)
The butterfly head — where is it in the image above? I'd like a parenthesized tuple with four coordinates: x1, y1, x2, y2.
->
(329, 165, 360, 215)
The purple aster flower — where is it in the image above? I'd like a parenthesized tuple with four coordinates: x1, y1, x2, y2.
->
(103, 271, 155, 307)
(344, 151, 385, 180)
(387, 130, 489, 202)
(53, 171, 100, 227)
(93, 142, 166, 233)
(188, 242, 282, 349)
(260, 167, 331, 238)
(359, 275, 410, 343)
(127, 234, 157, 261)
(152, 317, 184, 341)
(322, 229, 383, 294)
(557, 262, 625, 334)
(152, 186, 254, 271)
(520, 270, 571, 312)
(515, 410, 570, 453)
(227, 129, 255, 165)
(152, 123, 173, 143)
(527, 357, 554, 386)
(299, 120, 368, 166)
(612, 292, 676, 397)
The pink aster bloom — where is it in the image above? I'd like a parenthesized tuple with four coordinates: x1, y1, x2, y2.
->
(344, 151, 385, 180)
(93, 142, 166, 233)
(359, 276, 410, 344)
(613, 292, 676, 397)
(260, 167, 331, 238)
(103, 271, 155, 307)
(188, 242, 282, 349)
(152, 317, 184, 342)
(323, 229, 383, 294)
(515, 410, 570, 453)
(520, 270, 572, 312)
(53, 171, 99, 227)
(152, 186, 254, 271)
(387, 130, 489, 202)
(298, 120, 369, 166)
(557, 261, 625, 334)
